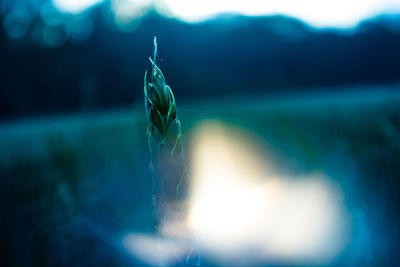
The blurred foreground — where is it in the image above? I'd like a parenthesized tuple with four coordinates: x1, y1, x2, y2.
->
(1, 86, 400, 266)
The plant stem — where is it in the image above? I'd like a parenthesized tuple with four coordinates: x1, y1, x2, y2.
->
(144, 37, 200, 266)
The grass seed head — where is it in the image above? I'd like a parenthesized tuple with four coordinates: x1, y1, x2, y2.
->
(144, 37, 183, 159)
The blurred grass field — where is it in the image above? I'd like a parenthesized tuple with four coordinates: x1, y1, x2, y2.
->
(1, 85, 400, 266)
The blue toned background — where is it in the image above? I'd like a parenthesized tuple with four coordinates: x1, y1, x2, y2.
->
(1, 0, 400, 266)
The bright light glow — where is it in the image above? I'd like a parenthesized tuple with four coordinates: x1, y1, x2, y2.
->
(53, 0, 105, 14)
(186, 121, 348, 264)
(123, 234, 191, 266)
(52, 0, 400, 27)
(123, 121, 349, 265)
(111, 0, 152, 25)
(53, 0, 153, 15)
(161, 0, 400, 28)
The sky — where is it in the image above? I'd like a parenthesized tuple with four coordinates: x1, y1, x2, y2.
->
(52, 0, 400, 28)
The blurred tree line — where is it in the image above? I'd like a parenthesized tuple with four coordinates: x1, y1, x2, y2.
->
(1, 12, 400, 120)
